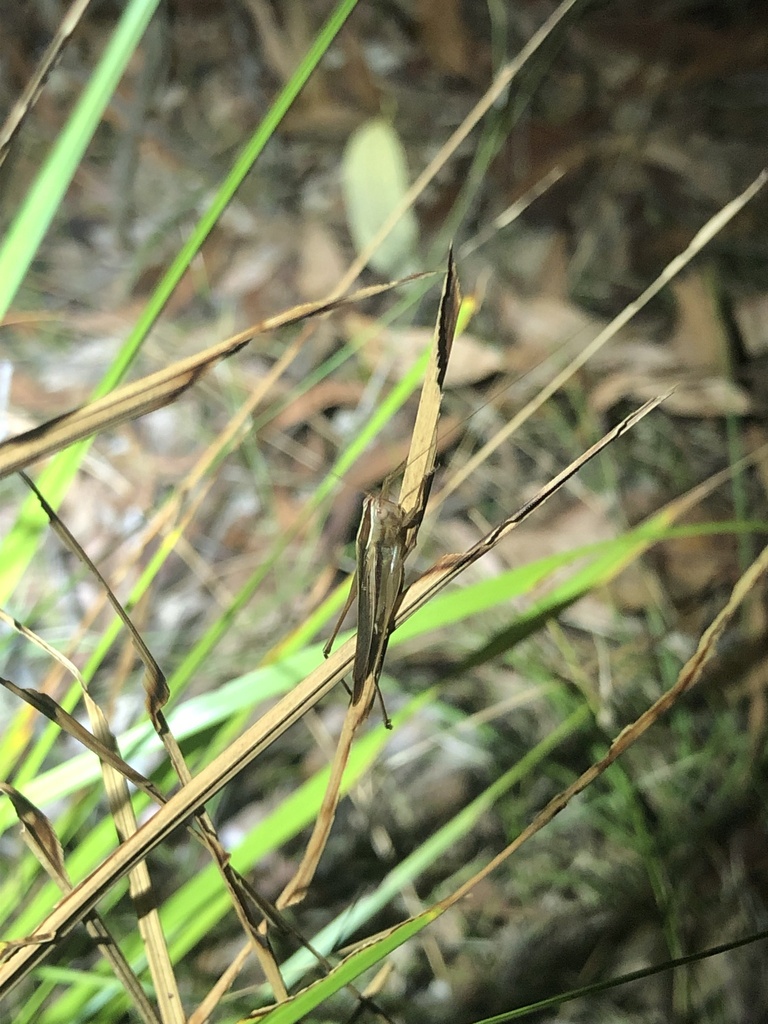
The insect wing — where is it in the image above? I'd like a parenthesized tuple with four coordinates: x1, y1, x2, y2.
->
(352, 496, 376, 696)
(352, 496, 406, 705)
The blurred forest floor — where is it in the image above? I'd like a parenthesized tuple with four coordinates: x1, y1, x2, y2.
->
(2, 2, 768, 1022)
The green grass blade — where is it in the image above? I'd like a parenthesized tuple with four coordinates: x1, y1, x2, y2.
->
(0, 0, 362, 792)
(0, 0, 161, 317)
(275, 703, 591, 991)
(0, 0, 361, 608)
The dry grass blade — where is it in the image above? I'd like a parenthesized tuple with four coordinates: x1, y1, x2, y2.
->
(21, 472, 170, 710)
(0, 607, 82, 679)
(23, 324, 312, 729)
(0, 274, 429, 480)
(399, 393, 670, 621)
(278, 252, 461, 905)
(333, 0, 583, 294)
(100, 749, 185, 1023)
(435, 168, 768, 507)
(187, 883, 393, 1024)
(8, 493, 185, 1015)
(0, 395, 670, 999)
(459, 165, 569, 258)
(427, 539, 768, 920)
(0, 674, 349, 1006)
(20, 474, 290, 1000)
(258, 530, 768, 1022)
(3, 498, 363, 1006)
(277, 696, 369, 909)
(0, 784, 68, 890)
(0, 784, 162, 1024)
(0, 0, 94, 169)
(150, 708, 290, 1000)
(0, 677, 165, 801)
(399, 246, 461, 542)
(1, 590, 188, 1021)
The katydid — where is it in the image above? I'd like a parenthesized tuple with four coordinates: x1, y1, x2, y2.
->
(323, 492, 415, 729)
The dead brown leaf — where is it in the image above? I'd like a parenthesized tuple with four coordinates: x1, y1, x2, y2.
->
(416, 0, 471, 77)
(670, 270, 730, 374)
(347, 312, 501, 387)
(733, 291, 768, 358)
(0, 275, 429, 480)
(590, 366, 751, 417)
(297, 221, 347, 301)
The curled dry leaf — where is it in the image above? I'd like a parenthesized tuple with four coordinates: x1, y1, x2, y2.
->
(297, 220, 347, 301)
(670, 271, 731, 374)
(0, 783, 67, 885)
(0, 274, 428, 480)
(733, 291, 768, 358)
(497, 292, 603, 353)
(590, 368, 752, 417)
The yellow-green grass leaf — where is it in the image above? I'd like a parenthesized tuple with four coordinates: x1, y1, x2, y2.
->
(342, 118, 419, 276)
